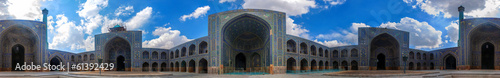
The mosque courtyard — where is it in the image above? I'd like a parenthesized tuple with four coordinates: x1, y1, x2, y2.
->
(0, 70, 500, 78)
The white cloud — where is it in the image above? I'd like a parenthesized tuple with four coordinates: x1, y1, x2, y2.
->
(242, 0, 321, 39)
(48, 14, 88, 51)
(180, 6, 210, 21)
(47, 15, 54, 33)
(314, 39, 349, 47)
(379, 17, 443, 49)
(114, 6, 134, 16)
(76, 0, 108, 34)
(83, 36, 95, 51)
(142, 27, 192, 49)
(242, 0, 316, 16)
(323, 0, 346, 5)
(0, 0, 43, 20)
(219, 0, 236, 3)
(286, 17, 311, 39)
(465, 0, 500, 17)
(445, 20, 459, 43)
(76, 0, 108, 18)
(125, 7, 152, 30)
(316, 23, 369, 44)
(101, 7, 153, 33)
(405, 0, 500, 18)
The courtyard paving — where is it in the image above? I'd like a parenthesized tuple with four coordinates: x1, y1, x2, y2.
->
(0, 70, 500, 78)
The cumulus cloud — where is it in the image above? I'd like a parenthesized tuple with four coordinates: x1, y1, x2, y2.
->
(180, 6, 210, 21)
(242, 0, 316, 16)
(404, 0, 500, 18)
(379, 17, 443, 49)
(114, 6, 134, 16)
(76, 0, 108, 34)
(314, 39, 349, 47)
(142, 27, 192, 49)
(125, 7, 152, 30)
(445, 20, 459, 43)
(0, 0, 43, 20)
(286, 17, 311, 39)
(316, 23, 369, 44)
(48, 14, 89, 51)
(242, 0, 319, 39)
(101, 7, 153, 33)
(323, 0, 346, 5)
(219, 0, 236, 3)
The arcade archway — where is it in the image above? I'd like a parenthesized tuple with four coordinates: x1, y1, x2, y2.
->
(351, 60, 358, 70)
(300, 59, 308, 72)
(189, 60, 195, 73)
(199, 58, 208, 73)
(286, 58, 296, 73)
(50, 56, 62, 71)
(444, 54, 456, 69)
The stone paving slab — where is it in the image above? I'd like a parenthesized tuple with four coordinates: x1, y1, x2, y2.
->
(69, 71, 173, 77)
(324, 70, 439, 77)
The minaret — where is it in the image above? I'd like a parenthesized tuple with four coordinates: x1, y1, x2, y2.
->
(457, 6, 464, 47)
(42, 8, 48, 24)
(458, 6, 464, 21)
(41, 8, 48, 64)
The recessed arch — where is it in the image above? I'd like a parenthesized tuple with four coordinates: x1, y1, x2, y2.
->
(300, 59, 308, 72)
(181, 47, 187, 57)
(152, 51, 158, 59)
(351, 60, 358, 70)
(311, 45, 317, 56)
(188, 59, 195, 73)
(143, 62, 149, 72)
(199, 58, 208, 73)
(444, 54, 457, 69)
(481, 42, 494, 69)
(152, 62, 158, 71)
(287, 39, 296, 53)
(235, 53, 246, 70)
(333, 61, 338, 69)
(311, 60, 317, 71)
(300, 42, 308, 54)
(181, 61, 186, 72)
(189, 44, 195, 56)
(286, 57, 296, 73)
(370, 33, 400, 70)
(199, 41, 208, 54)
(50, 56, 62, 71)
(0, 25, 40, 71)
(341, 61, 348, 70)
(161, 62, 167, 71)
(351, 48, 358, 57)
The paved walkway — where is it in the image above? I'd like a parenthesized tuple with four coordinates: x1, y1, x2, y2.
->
(0, 70, 500, 78)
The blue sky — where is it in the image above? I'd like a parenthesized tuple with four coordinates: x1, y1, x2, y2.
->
(1, 0, 499, 53)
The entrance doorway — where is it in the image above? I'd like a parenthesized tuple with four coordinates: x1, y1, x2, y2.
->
(117, 56, 125, 71)
(482, 42, 494, 69)
(235, 53, 246, 70)
(50, 56, 61, 71)
(377, 54, 386, 70)
(12, 44, 24, 71)
(445, 54, 456, 69)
